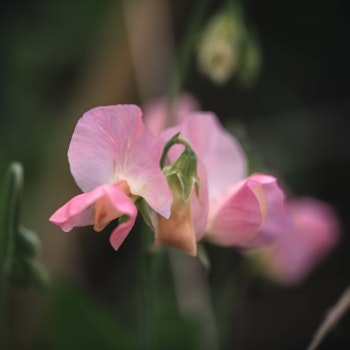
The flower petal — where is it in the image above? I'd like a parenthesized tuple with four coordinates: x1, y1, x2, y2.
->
(49, 183, 138, 250)
(206, 178, 263, 246)
(162, 112, 247, 200)
(241, 174, 291, 248)
(143, 93, 200, 136)
(255, 197, 340, 284)
(68, 105, 172, 218)
(154, 175, 197, 256)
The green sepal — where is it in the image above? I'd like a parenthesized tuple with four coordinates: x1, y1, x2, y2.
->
(197, 242, 211, 273)
(135, 198, 155, 230)
(163, 154, 199, 203)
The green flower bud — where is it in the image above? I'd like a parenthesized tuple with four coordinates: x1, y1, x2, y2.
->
(161, 133, 200, 203)
(0, 162, 50, 292)
(16, 226, 41, 258)
(10, 256, 50, 292)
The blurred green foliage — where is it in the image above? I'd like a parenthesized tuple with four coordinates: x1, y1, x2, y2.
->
(0, 0, 113, 181)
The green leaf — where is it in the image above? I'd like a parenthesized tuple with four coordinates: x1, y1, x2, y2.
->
(47, 284, 136, 350)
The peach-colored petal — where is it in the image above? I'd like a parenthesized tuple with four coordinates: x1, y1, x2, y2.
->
(154, 175, 197, 256)
(68, 105, 172, 219)
(49, 183, 137, 250)
(153, 160, 209, 255)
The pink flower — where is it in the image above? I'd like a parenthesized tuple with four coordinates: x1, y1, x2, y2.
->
(162, 113, 290, 247)
(144, 95, 290, 249)
(252, 197, 340, 284)
(50, 105, 172, 250)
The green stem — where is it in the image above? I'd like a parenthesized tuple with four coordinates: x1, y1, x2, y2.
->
(0, 162, 23, 350)
(139, 223, 156, 350)
(169, 0, 211, 101)
(160, 132, 195, 168)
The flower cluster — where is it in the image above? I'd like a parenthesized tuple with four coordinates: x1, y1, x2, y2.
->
(50, 95, 339, 280)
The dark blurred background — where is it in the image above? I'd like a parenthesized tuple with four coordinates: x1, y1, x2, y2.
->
(1, 0, 350, 349)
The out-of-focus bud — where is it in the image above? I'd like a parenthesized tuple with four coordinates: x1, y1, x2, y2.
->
(197, 2, 261, 86)
(10, 256, 50, 292)
(197, 10, 244, 84)
(0, 162, 50, 292)
(16, 226, 41, 258)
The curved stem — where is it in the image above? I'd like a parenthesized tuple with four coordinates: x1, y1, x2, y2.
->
(160, 132, 195, 168)
(0, 162, 23, 349)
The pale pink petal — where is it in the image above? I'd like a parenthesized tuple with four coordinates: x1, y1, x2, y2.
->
(49, 183, 138, 250)
(241, 174, 291, 248)
(68, 105, 172, 219)
(143, 92, 200, 136)
(107, 190, 138, 251)
(50, 189, 103, 231)
(162, 112, 247, 200)
(206, 178, 263, 246)
(262, 197, 340, 284)
(68, 105, 139, 192)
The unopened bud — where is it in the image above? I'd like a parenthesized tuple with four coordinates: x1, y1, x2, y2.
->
(10, 256, 50, 292)
(197, 10, 245, 84)
(16, 226, 41, 257)
(161, 133, 200, 202)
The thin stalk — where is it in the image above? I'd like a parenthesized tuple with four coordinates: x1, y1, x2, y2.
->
(169, 0, 211, 101)
(139, 223, 156, 350)
(168, 249, 221, 350)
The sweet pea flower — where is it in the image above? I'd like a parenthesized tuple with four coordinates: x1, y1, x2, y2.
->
(250, 197, 340, 285)
(144, 95, 290, 249)
(50, 105, 172, 251)
(162, 113, 290, 248)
